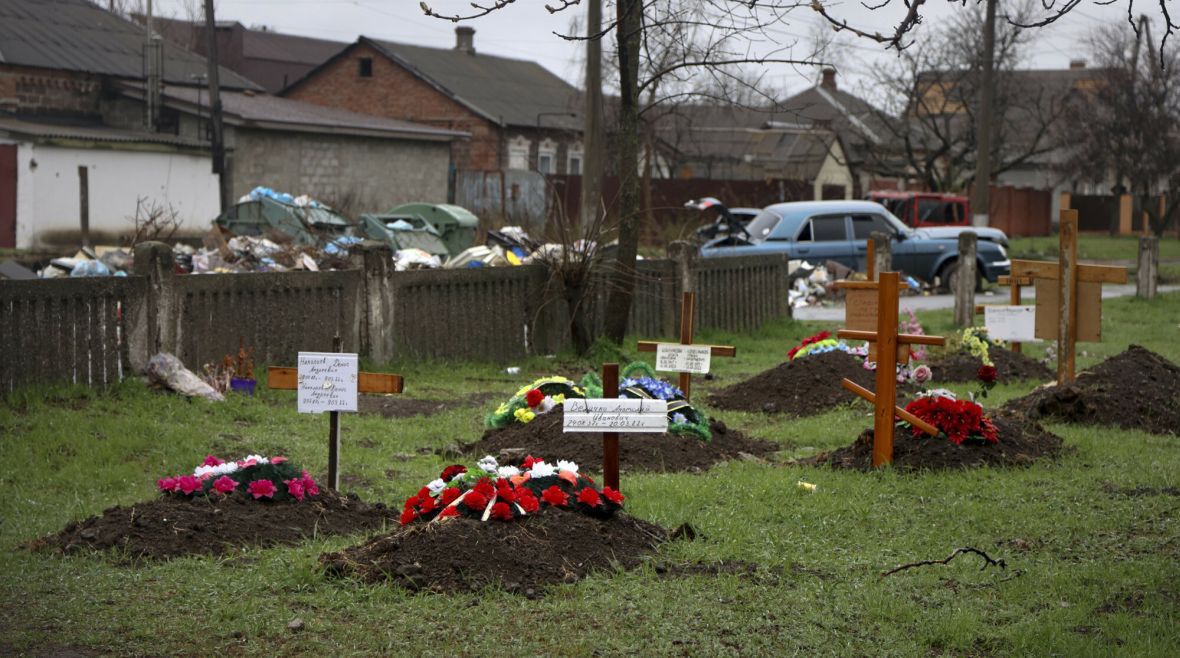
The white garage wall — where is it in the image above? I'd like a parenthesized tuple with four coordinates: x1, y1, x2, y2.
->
(15, 143, 220, 249)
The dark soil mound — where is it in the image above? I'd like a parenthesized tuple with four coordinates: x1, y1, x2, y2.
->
(357, 392, 495, 419)
(29, 490, 397, 560)
(320, 510, 667, 595)
(926, 348, 1054, 383)
(1002, 345, 1180, 436)
(707, 351, 916, 416)
(460, 411, 781, 473)
(805, 408, 1064, 471)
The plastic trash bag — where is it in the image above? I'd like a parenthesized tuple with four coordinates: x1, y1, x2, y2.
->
(146, 353, 225, 402)
(393, 248, 441, 271)
(70, 260, 111, 277)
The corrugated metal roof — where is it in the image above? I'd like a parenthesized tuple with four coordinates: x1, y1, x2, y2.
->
(0, 115, 207, 147)
(243, 29, 346, 66)
(366, 37, 581, 129)
(0, 0, 261, 90)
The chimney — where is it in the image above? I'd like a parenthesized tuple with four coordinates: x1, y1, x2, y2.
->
(1070, 59, 1086, 70)
(821, 67, 837, 90)
(455, 26, 475, 55)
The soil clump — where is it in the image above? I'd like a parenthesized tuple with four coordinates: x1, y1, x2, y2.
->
(460, 411, 781, 473)
(30, 490, 396, 560)
(1002, 345, 1180, 436)
(926, 348, 1054, 383)
(357, 393, 495, 419)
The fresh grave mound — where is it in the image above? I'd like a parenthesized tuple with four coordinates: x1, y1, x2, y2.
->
(708, 350, 917, 416)
(357, 392, 496, 419)
(807, 407, 1064, 471)
(30, 454, 395, 560)
(321, 457, 665, 594)
(925, 347, 1053, 383)
(463, 411, 779, 472)
(1002, 345, 1180, 436)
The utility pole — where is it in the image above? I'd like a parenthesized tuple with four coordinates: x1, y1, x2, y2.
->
(970, 0, 997, 228)
(204, 0, 231, 211)
(580, 0, 605, 232)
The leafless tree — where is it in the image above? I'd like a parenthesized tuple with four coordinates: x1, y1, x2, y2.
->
(1059, 17, 1180, 236)
(863, 1, 1067, 192)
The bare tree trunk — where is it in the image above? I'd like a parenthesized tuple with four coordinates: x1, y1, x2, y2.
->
(580, 0, 604, 230)
(970, 0, 996, 228)
(603, 0, 643, 344)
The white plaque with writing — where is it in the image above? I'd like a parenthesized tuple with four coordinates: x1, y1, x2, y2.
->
(297, 352, 359, 414)
(654, 343, 712, 374)
(562, 398, 669, 433)
(984, 305, 1039, 342)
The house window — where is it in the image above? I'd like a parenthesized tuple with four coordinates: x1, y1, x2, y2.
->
(507, 136, 530, 170)
(358, 58, 373, 77)
(537, 138, 557, 174)
(567, 141, 584, 175)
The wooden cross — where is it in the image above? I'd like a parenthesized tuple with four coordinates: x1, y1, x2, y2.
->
(266, 337, 403, 490)
(974, 275, 1032, 353)
(602, 362, 620, 490)
(636, 291, 736, 401)
(836, 272, 946, 467)
(1010, 210, 1127, 384)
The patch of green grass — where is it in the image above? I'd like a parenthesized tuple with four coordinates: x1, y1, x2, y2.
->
(2, 293, 1179, 655)
(1007, 234, 1180, 262)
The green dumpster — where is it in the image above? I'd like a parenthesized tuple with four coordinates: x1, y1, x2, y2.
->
(214, 196, 354, 246)
(359, 214, 450, 259)
(384, 203, 478, 257)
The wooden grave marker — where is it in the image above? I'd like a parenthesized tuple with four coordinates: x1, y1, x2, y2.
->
(836, 272, 946, 467)
(1010, 210, 1127, 383)
(637, 291, 736, 401)
(267, 336, 404, 490)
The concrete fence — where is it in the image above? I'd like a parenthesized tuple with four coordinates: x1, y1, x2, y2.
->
(1, 242, 794, 391)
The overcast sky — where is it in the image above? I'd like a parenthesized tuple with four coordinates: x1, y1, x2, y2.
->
(151, 0, 1154, 102)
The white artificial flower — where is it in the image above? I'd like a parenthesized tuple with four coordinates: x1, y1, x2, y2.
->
(426, 478, 447, 496)
(916, 388, 957, 400)
(538, 396, 557, 413)
(528, 461, 556, 478)
(243, 454, 270, 465)
(213, 462, 239, 476)
(478, 455, 499, 474)
(193, 465, 217, 478)
(497, 465, 521, 479)
(556, 460, 579, 475)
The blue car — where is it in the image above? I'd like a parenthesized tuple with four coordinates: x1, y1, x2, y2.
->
(699, 200, 1011, 290)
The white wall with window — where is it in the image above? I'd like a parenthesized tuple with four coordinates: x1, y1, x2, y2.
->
(507, 135, 530, 171)
(566, 142, 584, 175)
(537, 138, 557, 174)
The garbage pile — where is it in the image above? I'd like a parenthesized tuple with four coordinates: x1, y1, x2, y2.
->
(34, 246, 134, 279)
(789, 260, 926, 309)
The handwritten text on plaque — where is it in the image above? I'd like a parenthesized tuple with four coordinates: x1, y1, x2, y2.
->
(297, 352, 359, 414)
(562, 398, 669, 433)
(654, 343, 712, 374)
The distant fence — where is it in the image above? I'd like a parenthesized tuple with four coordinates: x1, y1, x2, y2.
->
(988, 186, 1052, 237)
(1, 242, 793, 391)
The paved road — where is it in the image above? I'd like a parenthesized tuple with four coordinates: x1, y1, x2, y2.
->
(793, 283, 1180, 322)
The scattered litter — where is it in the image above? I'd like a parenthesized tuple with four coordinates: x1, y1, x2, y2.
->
(394, 248, 442, 271)
(70, 260, 111, 277)
(146, 352, 225, 401)
(505, 367, 521, 375)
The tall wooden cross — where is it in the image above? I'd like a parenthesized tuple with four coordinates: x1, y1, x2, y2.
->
(636, 291, 736, 401)
(1010, 210, 1127, 384)
(266, 336, 404, 490)
(836, 272, 946, 467)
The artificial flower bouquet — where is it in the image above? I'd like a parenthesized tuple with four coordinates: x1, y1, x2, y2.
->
(899, 391, 999, 445)
(399, 455, 624, 526)
(617, 362, 711, 440)
(156, 454, 320, 502)
(485, 375, 593, 428)
(786, 330, 862, 360)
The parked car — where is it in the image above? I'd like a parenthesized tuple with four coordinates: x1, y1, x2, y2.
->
(687, 198, 763, 244)
(699, 200, 1011, 291)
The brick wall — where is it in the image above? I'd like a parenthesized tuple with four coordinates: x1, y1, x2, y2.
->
(231, 128, 451, 210)
(284, 44, 499, 170)
(0, 65, 102, 116)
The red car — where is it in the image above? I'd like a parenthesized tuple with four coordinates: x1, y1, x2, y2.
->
(869, 192, 970, 229)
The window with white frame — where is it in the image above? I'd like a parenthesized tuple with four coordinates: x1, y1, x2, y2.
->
(507, 136, 530, 170)
(567, 142, 584, 175)
(537, 138, 557, 174)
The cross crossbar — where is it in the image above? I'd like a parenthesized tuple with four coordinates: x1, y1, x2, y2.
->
(841, 378, 939, 437)
(267, 367, 404, 394)
(1010, 259, 1128, 284)
(836, 329, 946, 347)
(636, 341, 737, 358)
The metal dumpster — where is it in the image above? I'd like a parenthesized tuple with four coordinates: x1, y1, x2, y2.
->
(358, 214, 450, 259)
(383, 203, 478, 257)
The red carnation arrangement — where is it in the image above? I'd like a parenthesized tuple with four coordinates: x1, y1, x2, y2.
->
(787, 331, 832, 360)
(524, 388, 545, 408)
(902, 395, 998, 445)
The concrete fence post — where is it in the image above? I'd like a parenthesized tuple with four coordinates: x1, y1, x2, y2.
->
(667, 240, 697, 336)
(953, 232, 978, 327)
(355, 244, 394, 363)
(1137, 236, 1159, 299)
(870, 231, 892, 281)
(130, 241, 176, 370)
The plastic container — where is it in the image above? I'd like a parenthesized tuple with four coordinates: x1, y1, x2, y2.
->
(230, 377, 257, 396)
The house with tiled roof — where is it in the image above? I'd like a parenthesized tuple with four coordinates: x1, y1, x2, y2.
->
(0, 0, 466, 249)
(283, 28, 584, 175)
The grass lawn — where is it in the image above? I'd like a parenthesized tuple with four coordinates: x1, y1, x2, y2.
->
(1, 293, 1178, 656)
(1007, 234, 1180, 263)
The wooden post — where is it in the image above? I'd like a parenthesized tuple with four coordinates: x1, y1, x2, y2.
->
(1059, 210, 1079, 383)
(1137, 236, 1159, 299)
(327, 334, 343, 491)
(1009, 278, 1023, 354)
(871, 231, 891, 281)
(954, 232, 977, 327)
(77, 166, 91, 250)
(602, 362, 620, 490)
(873, 272, 900, 467)
(866, 239, 875, 280)
(678, 292, 695, 398)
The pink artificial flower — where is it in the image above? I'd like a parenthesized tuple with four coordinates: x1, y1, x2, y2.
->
(202, 455, 224, 467)
(176, 475, 203, 496)
(270, 456, 288, 464)
(247, 479, 276, 499)
(212, 476, 237, 494)
(300, 470, 319, 497)
(284, 478, 306, 502)
(157, 476, 178, 493)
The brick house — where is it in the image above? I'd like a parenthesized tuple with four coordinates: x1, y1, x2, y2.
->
(283, 28, 583, 175)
